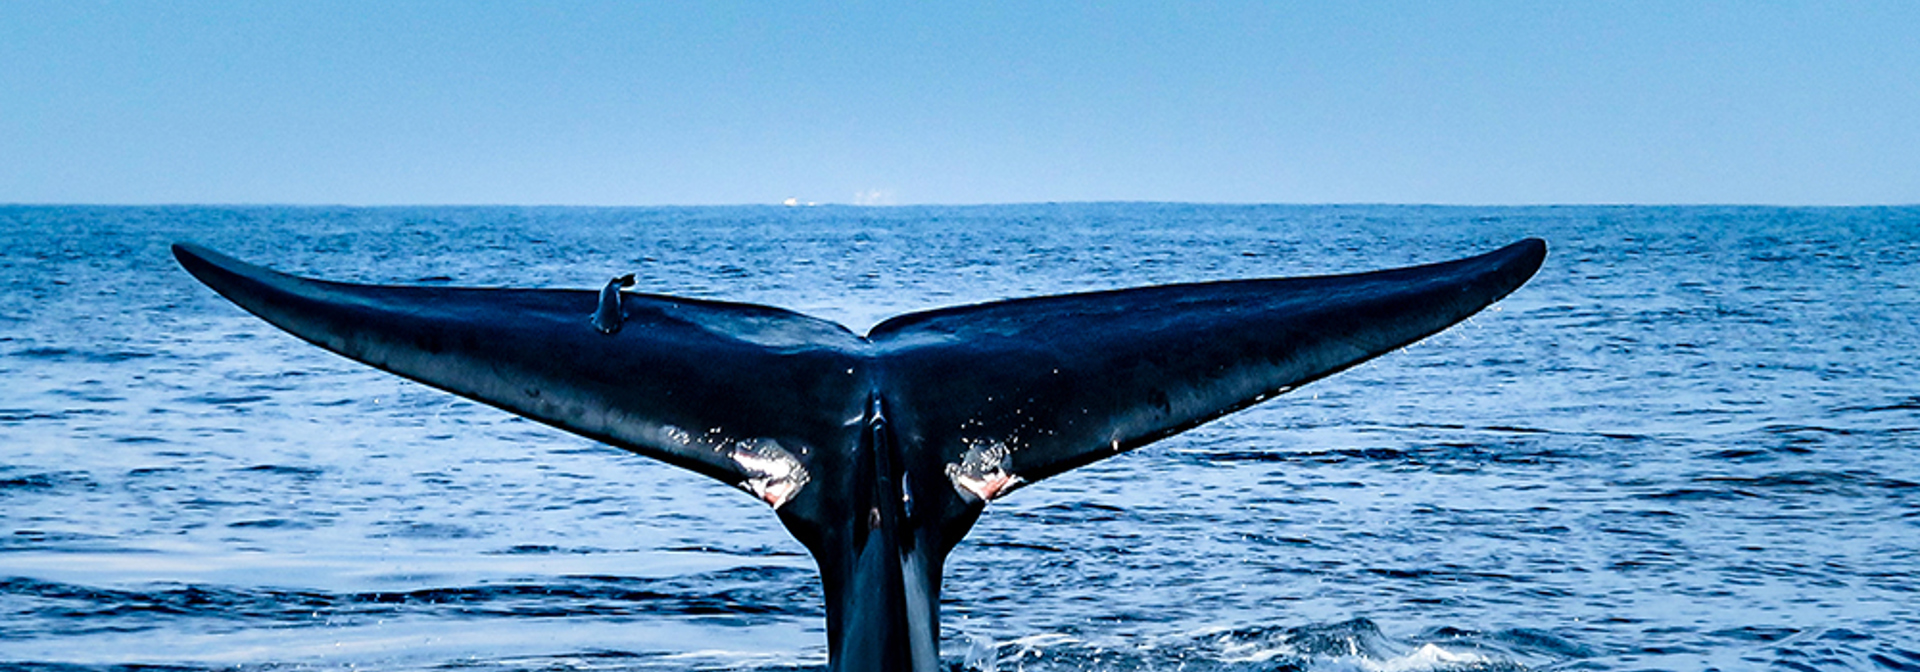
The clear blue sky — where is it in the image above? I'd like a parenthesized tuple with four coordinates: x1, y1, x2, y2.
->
(4, 1, 1915, 206)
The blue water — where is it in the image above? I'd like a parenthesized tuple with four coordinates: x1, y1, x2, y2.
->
(3, 204, 1917, 671)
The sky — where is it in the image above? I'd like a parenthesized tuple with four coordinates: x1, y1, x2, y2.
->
(3, 1, 1916, 206)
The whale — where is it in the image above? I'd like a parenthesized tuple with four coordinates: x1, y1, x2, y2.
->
(173, 238, 1546, 672)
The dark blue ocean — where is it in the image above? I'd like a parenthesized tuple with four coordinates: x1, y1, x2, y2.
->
(3, 204, 1917, 671)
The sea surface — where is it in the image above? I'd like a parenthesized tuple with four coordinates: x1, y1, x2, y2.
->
(2, 204, 1917, 672)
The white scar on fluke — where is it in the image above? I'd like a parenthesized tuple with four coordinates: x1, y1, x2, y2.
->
(946, 439, 1020, 502)
(728, 437, 811, 508)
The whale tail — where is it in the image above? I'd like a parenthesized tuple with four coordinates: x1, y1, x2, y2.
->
(173, 238, 1544, 535)
(175, 238, 1545, 672)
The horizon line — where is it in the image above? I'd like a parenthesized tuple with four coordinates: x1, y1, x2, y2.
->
(5, 200, 1917, 209)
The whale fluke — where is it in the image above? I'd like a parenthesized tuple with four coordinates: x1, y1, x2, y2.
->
(871, 239, 1546, 509)
(174, 238, 1546, 672)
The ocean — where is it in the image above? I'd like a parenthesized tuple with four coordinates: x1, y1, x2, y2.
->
(2, 204, 1916, 671)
